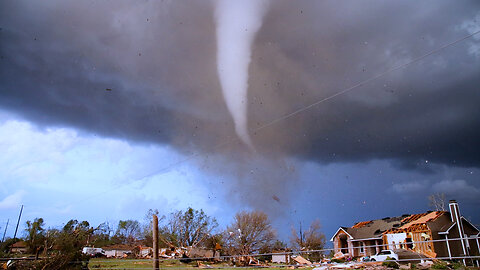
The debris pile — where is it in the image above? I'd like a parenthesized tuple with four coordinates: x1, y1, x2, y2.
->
(292, 255, 312, 265)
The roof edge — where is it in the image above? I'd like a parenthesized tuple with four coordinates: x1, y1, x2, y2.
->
(330, 227, 354, 241)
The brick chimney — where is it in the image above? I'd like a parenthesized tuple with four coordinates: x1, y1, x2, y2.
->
(449, 200, 468, 256)
(449, 200, 461, 223)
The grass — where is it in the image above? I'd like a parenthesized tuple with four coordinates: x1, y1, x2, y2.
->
(88, 258, 197, 269)
(89, 258, 152, 269)
(88, 259, 303, 270)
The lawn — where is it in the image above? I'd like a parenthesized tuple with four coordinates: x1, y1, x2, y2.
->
(89, 258, 153, 269)
(88, 259, 296, 270)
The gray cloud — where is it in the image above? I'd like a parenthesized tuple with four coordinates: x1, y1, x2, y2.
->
(391, 181, 428, 194)
(432, 179, 480, 200)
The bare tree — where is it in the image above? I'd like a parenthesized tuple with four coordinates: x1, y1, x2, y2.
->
(428, 193, 446, 211)
(224, 210, 276, 255)
(160, 207, 218, 248)
(114, 220, 141, 245)
(290, 219, 326, 261)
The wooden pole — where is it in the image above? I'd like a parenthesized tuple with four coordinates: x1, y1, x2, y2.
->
(153, 214, 159, 270)
(2, 219, 8, 242)
(13, 205, 23, 240)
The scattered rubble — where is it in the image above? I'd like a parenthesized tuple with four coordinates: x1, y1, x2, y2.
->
(416, 260, 434, 269)
(197, 262, 213, 268)
(313, 260, 452, 270)
(292, 255, 312, 265)
(333, 251, 352, 261)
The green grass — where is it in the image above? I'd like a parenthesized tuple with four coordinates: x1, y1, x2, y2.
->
(88, 259, 302, 270)
(88, 258, 195, 269)
(89, 258, 151, 269)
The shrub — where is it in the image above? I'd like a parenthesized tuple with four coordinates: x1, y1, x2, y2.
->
(0, 238, 19, 258)
(382, 259, 399, 269)
(431, 260, 448, 269)
(451, 261, 467, 270)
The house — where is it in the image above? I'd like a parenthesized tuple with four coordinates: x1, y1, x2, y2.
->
(82, 247, 105, 256)
(102, 244, 133, 258)
(10, 241, 28, 253)
(271, 250, 291, 264)
(138, 246, 152, 258)
(330, 216, 406, 257)
(186, 246, 221, 260)
(331, 200, 480, 264)
(383, 200, 479, 263)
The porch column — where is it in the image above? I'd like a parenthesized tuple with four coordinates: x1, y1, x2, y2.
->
(348, 240, 354, 256)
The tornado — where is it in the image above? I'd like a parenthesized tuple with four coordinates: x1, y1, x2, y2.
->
(215, 0, 269, 149)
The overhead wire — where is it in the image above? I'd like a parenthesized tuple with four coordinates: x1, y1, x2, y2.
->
(63, 28, 480, 209)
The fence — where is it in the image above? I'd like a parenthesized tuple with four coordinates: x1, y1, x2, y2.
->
(79, 235, 480, 269)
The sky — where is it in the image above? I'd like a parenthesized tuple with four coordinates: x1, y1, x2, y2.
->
(0, 0, 479, 243)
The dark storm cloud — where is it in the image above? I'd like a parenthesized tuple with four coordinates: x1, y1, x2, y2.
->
(248, 1, 480, 168)
(1, 0, 479, 170)
(0, 0, 231, 151)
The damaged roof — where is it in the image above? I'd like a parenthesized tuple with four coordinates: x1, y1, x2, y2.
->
(11, 241, 27, 248)
(342, 216, 405, 240)
(332, 212, 450, 241)
(385, 211, 446, 234)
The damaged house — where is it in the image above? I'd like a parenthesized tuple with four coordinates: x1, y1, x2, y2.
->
(331, 200, 479, 261)
(330, 216, 405, 257)
(383, 200, 479, 261)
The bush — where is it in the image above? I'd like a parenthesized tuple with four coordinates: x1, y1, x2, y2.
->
(450, 261, 467, 270)
(331, 258, 345, 263)
(7, 253, 90, 270)
(0, 238, 19, 258)
(431, 261, 449, 269)
(382, 259, 399, 269)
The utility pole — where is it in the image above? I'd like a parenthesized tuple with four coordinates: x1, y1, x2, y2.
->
(153, 214, 159, 270)
(299, 222, 303, 248)
(2, 219, 8, 242)
(13, 205, 23, 240)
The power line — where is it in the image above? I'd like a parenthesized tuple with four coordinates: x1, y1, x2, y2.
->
(61, 28, 480, 209)
(252, 29, 480, 132)
(146, 29, 480, 178)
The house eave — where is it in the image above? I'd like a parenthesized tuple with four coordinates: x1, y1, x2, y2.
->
(330, 227, 354, 242)
(461, 216, 480, 232)
(438, 222, 457, 235)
